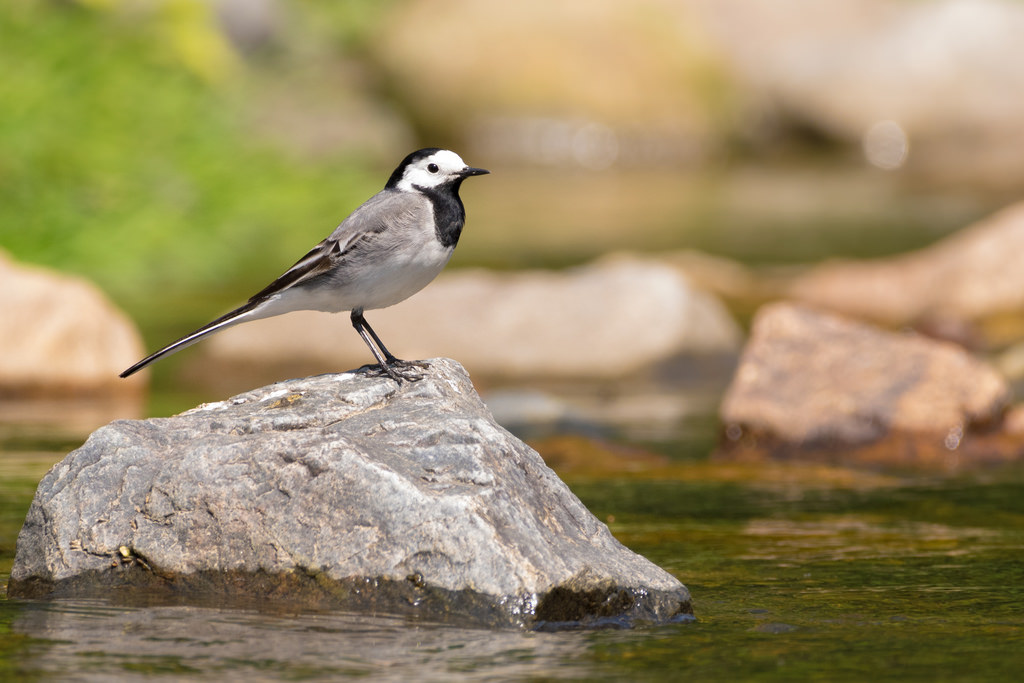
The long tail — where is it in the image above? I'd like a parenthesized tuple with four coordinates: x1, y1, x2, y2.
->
(119, 300, 263, 378)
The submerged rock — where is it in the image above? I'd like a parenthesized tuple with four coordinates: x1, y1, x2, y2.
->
(8, 359, 691, 629)
(718, 303, 1023, 469)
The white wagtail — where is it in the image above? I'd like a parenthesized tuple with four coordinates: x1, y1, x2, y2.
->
(120, 148, 489, 382)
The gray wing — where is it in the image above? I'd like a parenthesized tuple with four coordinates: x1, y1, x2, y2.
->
(246, 189, 427, 303)
(119, 190, 430, 378)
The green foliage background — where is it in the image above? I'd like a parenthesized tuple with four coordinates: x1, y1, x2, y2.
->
(0, 1, 387, 327)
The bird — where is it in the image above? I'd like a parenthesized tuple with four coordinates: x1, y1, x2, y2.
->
(119, 148, 489, 382)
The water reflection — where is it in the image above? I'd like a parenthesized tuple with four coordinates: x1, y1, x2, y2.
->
(12, 599, 596, 680)
(739, 516, 1000, 562)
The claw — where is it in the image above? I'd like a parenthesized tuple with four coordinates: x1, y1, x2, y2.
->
(363, 360, 428, 383)
(350, 310, 430, 383)
(391, 359, 431, 371)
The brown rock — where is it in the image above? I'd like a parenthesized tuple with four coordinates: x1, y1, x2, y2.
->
(784, 202, 1024, 347)
(718, 302, 1023, 469)
(0, 250, 145, 397)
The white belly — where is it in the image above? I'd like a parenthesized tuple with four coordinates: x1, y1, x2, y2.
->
(261, 237, 455, 317)
(349, 240, 454, 310)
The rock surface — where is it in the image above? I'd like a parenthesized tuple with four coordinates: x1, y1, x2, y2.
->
(9, 358, 692, 629)
(196, 256, 741, 386)
(0, 250, 145, 396)
(718, 303, 1022, 469)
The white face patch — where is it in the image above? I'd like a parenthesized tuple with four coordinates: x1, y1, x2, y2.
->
(396, 150, 469, 192)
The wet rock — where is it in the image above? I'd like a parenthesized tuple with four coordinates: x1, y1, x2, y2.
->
(0, 250, 145, 397)
(196, 256, 742, 388)
(785, 202, 1024, 346)
(718, 303, 1023, 469)
(9, 358, 691, 629)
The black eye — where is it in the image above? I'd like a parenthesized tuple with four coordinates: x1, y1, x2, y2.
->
(427, 163, 439, 173)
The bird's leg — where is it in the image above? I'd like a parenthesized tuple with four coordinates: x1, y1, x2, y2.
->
(350, 310, 404, 380)
(356, 311, 430, 370)
(364, 317, 431, 371)
(350, 310, 427, 382)
(358, 313, 399, 363)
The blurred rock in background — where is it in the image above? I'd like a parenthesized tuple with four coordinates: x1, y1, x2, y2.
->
(7, 0, 1024, 411)
(0, 249, 144, 399)
(369, 0, 734, 168)
(192, 255, 741, 391)
(366, 0, 1024, 193)
(785, 201, 1024, 347)
(718, 302, 1021, 470)
(670, 201, 1024, 351)
(692, 0, 1024, 191)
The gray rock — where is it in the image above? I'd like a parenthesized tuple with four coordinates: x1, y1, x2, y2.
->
(9, 358, 691, 629)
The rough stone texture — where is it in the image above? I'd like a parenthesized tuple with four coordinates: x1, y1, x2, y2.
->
(0, 249, 145, 396)
(198, 256, 741, 384)
(718, 303, 1023, 469)
(9, 358, 691, 629)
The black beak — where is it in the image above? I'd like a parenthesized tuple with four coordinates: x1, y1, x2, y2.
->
(461, 166, 490, 177)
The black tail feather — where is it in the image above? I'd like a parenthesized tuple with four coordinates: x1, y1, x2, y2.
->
(119, 300, 262, 378)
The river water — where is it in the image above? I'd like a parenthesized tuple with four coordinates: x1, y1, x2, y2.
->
(2, 384, 1023, 681)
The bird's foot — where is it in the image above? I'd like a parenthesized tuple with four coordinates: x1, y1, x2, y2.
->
(389, 358, 431, 371)
(365, 359, 430, 383)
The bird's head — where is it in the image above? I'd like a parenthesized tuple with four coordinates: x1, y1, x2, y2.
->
(386, 148, 489, 193)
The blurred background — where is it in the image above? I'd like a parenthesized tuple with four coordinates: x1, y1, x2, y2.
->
(6, 4, 1024, 676)
(2, 0, 1023, 417)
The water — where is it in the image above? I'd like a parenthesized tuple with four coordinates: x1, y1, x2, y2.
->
(1, 600, 603, 680)
(3, 396, 1024, 681)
